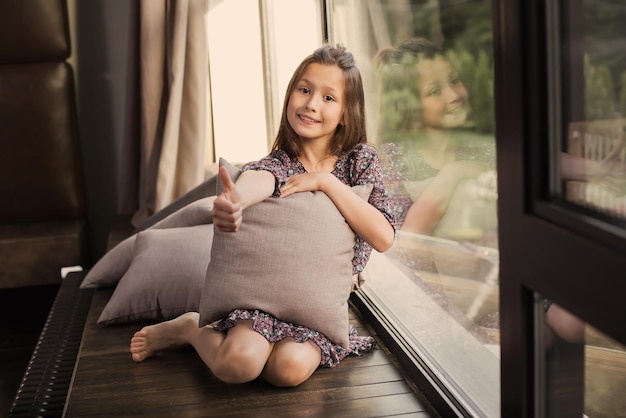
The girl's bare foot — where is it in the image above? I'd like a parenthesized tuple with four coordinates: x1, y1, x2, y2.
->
(130, 311, 200, 362)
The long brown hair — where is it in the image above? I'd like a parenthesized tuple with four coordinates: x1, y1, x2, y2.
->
(271, 44, 367, 159)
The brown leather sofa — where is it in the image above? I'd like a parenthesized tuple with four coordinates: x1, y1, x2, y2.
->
(0, 0, 87, 288)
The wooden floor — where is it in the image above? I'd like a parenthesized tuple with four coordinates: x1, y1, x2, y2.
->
(63, 288, 437, 417)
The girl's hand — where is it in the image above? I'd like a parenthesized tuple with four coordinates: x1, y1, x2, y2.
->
(212, 166, 243, 232)
(280, 172, 333, 197)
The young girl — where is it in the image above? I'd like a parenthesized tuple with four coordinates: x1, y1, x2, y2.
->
(129, 44, 396, 387)
(376, 37, 495, 237)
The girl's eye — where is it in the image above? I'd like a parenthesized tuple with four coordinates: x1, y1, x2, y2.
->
(298, 87, 310, 94)
(428, 88, 441, 96)
(324, 95, 335, 102)
(451, 77, 462, 86)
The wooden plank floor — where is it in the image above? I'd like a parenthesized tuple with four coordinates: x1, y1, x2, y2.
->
(64, 289, 437, 417)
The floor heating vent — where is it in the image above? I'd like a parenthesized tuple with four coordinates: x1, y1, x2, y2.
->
(8, 273, 93, 418)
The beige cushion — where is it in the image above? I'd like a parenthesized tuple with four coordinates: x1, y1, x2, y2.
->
(198, 159, 372, 347)
(97, 224, 214, 324)
(80, 234, 136, 289)
(81, 196, 216, 289)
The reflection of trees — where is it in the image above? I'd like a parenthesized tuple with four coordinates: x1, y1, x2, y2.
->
(363, 1, 495, 139)
(446, 49, 494, 134)
(585, 56, 615, 120)
(376, 0, 495, 135)
(621, 72, 626, 118)
(433, 0, 493, 59)
(379, 0, 493, 56)
(582, 0, 626, 120)
(376, 1, 626, 127)
(583, 0, 626, 113)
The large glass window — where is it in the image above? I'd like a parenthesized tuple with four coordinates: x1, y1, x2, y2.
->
(551, 2, 626, 228)
(327, 1, 499, 416)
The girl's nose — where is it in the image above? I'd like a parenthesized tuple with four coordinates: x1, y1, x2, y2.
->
(445, 85, 464, 103)
(305, 95, 319, 111)
(445, 86, 460, 101)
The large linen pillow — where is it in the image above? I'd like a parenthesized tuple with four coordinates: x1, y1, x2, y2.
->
(81, 196, 216, 289)
(198, 159, 372, 348)
(97, 224, 213, 324)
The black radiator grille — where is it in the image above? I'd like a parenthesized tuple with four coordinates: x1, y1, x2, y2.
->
(9, 273, 93, 418)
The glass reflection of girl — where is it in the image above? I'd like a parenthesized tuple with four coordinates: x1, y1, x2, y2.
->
(376, 38, 496, 242)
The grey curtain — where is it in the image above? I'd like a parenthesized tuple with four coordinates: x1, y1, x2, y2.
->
(133, 0, 210, 226)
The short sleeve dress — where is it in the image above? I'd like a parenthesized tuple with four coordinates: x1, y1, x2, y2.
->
(212, 143, 396, 368)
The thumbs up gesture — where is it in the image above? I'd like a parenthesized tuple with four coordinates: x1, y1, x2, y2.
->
(212, 166, 243, 232)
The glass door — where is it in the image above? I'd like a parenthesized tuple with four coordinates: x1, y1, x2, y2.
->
(495, 0, 626, 416)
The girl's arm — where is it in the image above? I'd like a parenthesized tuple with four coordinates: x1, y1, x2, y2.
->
(280, 172, 395, 252)
(212, 166, 275, 232)
(323, 175, 395, 252)
(401, 160, 488, 234)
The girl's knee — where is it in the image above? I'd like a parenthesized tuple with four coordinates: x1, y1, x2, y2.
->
(263, 344, 321, 387)
(210, 322, 273, 384)
(211, 344, 266, 384)
(264, 365, 313, 387)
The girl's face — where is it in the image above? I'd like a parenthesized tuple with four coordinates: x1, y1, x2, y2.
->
(287, 63, 345, 145)
(417, 56, 469, 130)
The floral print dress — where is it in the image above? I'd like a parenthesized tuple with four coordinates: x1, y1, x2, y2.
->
(212, 143, 396, 367)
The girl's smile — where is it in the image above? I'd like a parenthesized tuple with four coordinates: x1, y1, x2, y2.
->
(297, 113, 320, 125)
